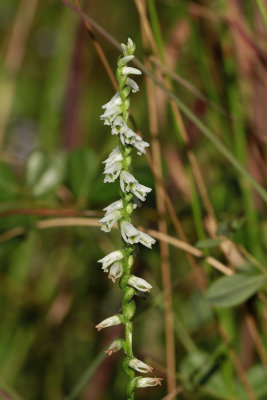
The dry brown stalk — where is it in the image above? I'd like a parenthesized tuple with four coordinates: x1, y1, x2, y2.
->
(74, 0, 117, 90)
(218, 325, 258, 400)
(136, 0, 176, 393)
(245, 314, 267, 377)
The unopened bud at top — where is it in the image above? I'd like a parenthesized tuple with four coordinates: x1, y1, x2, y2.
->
(121, 37, 136, 56)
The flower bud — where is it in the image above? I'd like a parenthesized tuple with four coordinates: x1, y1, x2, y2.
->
(128, 275, 152, 292)
(95, 314, 123, 331)
(126, 38, 136, 55)
(129, 358, 153, 373)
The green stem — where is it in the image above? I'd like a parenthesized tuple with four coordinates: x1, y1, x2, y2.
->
(117, 62, 136, 399)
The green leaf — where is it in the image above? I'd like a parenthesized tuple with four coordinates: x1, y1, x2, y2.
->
(25, 150, 65, 197)
(196, 238, 222, 249)
(207, 274, 267, 308)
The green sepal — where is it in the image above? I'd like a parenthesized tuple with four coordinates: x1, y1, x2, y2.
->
(123, 87, 130, 98)
(120, 275, 130, 289)
(126, 377, 138, 397)
(124, 286, 135, 302)
(124, 300, 136, 320)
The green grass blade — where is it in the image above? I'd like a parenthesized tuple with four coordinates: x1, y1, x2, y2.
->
(66, 351, 106, 400)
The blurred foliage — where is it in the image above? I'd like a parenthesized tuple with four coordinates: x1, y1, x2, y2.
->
(0, 0, 267, 399)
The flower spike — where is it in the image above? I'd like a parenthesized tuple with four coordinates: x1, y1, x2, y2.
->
(97, 38, 160, 398)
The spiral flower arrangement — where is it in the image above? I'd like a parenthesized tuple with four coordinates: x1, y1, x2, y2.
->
(96, 38, 162, 398)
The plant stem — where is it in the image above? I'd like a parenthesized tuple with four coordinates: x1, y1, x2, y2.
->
(117, 62, 136, 399)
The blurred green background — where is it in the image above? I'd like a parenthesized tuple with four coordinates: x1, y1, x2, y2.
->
(1, 0, 267, 399)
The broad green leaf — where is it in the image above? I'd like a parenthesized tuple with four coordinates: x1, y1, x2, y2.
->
(196, 238, 222, 249)
(207, 274, 266, 308)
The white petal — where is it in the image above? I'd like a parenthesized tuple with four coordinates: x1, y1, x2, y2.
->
(122, 67, 142, 76)
(128, 275, 152, 292)
(108, 262, 123, 282)
(103, 147, 122, 164)
(136, 377, 163, 388)
(95, 315, 123, 331)
(129, 358, 153, 373)
(102, 92, 121, 109)
(120, 171, 138, 192)
(120, 221, 139, 244)
(98, 250, 124, 269)
(127, 78, 139, 93)
(138, 231, 156, 248)
(119, 55, 135, 65)
(103, 199, 123, 213)
(105, 339, 124, 356)
(132, 183, 152, 201)
(99, 210, 121, 232)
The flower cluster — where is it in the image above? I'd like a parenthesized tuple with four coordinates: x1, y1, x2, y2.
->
(96, 38, 162, 396)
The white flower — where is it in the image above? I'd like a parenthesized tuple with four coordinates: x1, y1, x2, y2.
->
(121, 130, 149, 155)
(98, 250, 124, 272)
(131, 136, 149, 155)
(128, 275, 152, 292)
(120, 221, 156, 248)
(120, 171, 137, 192)
(102, 91, 121, 110)
(119, 55, 135, 66)
(122, 66, 142, 76)
(135, 377, 163, 388)
(104, 162, 122, 183)
(99, 210, 121, 232)
(127, 78, 139, 93)
(131, 182, 152, 201)
(103, 199, 123, 214)
(129, 358, 153, 373)
(100, 94, 122, 125)
(120, 171, 151, 201)
(138, 231, 155, 248)
(103, 146, 123, 165)
(120, 221, 140, 244)
(108, 261, 123, 282)
(95, 314, 123, 331)
(103, 146, 123, 182)
(105, 339, 124, 356)
(111, 119, 149, 155)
